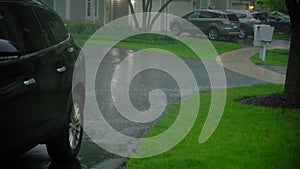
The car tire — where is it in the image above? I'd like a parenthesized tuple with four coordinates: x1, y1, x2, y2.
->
(282, 26, 290, 35)
(238, 26, 247, 39)
(171, 24, 182, 35)
(208, 27, 219, 40)
(46, 92, 83, 161)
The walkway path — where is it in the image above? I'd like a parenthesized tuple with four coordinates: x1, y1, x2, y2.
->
(219, 40, 290, 84)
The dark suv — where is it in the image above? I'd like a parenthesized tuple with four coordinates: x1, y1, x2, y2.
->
(266, 11, 290, 34)
(0, 0, 84, 161)
(170, 9, 240, 40)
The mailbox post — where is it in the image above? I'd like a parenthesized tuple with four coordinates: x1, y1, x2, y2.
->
(253, 25, 274, 61)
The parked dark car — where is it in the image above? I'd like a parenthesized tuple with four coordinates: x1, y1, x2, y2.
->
(170, 9, 241, 40)
(226, 9, 268, 39)
(0, 0, 84, 161)
(266, 11, 291, 34)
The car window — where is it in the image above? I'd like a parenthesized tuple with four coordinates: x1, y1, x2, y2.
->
(253, 13, 267, 20)
(199, 11, 212, 18)
(188, 11, 200, 19)
(35, 7, 69, 44)
(236, 13, 247, 18)
(11, 5, 52, 54)
(268, 15, 279, 20)
(0, 8, 21, 51)
(217, 14, 226, 19)
(277, 13, 290, 20)
(210, 12, 223, 18)
(226, 14, 239, 21)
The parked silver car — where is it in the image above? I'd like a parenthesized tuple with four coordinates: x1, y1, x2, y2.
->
(227, 10, 268, 39)
(170, 9, 241, 40)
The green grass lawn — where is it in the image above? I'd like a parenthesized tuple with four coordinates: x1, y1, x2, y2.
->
(72, 33, 245, 60)
(250, 49, 289, 66)
(122, 84, 300, 169)
(273, 34, 291, 41)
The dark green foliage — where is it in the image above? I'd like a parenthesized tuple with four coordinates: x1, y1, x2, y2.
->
(122, 33, 177, 44)
(64, 20, 102, 36)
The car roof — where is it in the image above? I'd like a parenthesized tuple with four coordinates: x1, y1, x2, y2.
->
(195, 9, 230, 14)
(0, 0, 44, 5)
(0, 0, 52, 11)
(227, 9, 266, 14)
(227, 9, 252, 13)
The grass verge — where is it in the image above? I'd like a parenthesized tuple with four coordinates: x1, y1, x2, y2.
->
(122, 84, 300, 169)
(72, 34, 245, 60)
(250, 49, 289, 66)
(273, 34, 291, 41)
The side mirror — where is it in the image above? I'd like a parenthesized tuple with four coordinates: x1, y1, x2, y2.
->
(0, 39, 21, 57)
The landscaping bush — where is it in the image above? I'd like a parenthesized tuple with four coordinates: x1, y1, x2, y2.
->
(122, 33, 177, 44)
(64, 20, 102, 36)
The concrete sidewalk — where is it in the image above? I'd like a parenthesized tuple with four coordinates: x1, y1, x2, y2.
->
(218, 40, 289, 84)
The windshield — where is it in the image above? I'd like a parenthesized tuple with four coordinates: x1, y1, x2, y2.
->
(276, 12, 290, 20)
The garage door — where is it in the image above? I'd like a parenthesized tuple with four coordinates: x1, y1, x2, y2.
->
(113, 0, 129, 20)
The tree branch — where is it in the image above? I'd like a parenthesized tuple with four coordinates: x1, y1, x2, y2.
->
(149, 0, 174, 30)
(147, 0, 153, 29)
(128, 0, 141, 30)
(142, 0, 147, 30)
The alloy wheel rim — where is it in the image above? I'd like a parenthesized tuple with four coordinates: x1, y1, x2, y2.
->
(69, 102, 81, 150)
(209, 29, 217, 39)
(172, 25, 180, 35)
(239, 27, 246, 38)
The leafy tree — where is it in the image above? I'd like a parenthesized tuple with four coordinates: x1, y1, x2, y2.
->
(284, 0, 300, 99)
(127, 0, 174, 31)
(257, 0, 288, 14)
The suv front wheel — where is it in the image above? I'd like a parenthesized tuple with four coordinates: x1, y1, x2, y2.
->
(46, 93, 83, 161)
(208, 27, 219, 40)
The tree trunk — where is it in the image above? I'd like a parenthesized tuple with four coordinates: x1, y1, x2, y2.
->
(128, 0, 174, 31)
(284, 0, 300, 99)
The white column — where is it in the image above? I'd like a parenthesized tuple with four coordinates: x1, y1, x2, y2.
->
(65, 0, 70, 20)
(53, 0, 57, 11)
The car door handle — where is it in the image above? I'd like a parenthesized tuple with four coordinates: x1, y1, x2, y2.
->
(57, 66, 67, 73)
(23, 78, 36, 86)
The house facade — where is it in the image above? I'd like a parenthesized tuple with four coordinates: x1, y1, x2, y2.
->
(42, 0, 107, 23)
(42, 0, 253, 24)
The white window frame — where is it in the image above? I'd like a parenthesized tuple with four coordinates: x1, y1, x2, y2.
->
(86, 0, 99, 20)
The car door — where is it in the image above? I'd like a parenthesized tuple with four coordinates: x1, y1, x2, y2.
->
(31, 6, 74, 125)
(268, 15, 286, 33)
(0, 5, 39, 154)
(186, 11, 202, 32)
(267, 14, 280, 31)
(198, 11, 213, 33)
(34, 6, 78, 96)
(10, 4, 67, 136)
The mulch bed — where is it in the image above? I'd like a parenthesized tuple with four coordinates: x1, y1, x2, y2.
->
(238, 92, 300, 109)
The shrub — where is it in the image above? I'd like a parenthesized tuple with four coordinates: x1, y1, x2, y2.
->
(123, 33, 177, 44)
(64, 20, 102, 36)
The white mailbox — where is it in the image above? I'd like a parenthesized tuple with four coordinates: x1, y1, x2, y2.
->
(253, 24, 274, 46)
(253, 24, 274, 61)
(259, 26, 274, 42)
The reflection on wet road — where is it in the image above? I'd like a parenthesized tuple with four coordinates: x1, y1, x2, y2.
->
(10, 37, 263, 169)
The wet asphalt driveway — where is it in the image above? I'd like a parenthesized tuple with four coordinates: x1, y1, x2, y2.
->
(8, 38, 265, 169)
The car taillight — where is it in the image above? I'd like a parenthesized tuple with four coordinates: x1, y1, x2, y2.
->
(220, 19, 231, 24)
